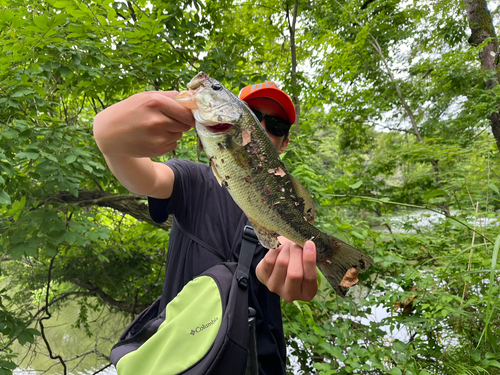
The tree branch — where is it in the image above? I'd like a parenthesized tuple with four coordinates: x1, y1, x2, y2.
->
(71, 278, 148, 313)
(126, 1, 137, 23)
(129, 0, 198, 70)
(367, 36, 423, 143)
(55, 190, 172, 231)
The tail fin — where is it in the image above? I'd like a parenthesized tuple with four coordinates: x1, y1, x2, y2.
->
(316, 235, 374, 297)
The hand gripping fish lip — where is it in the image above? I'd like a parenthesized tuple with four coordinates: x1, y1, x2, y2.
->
(173, 90, 233, 133)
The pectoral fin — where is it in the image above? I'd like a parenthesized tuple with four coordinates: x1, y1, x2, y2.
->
(197, 133, 204, 160)
(210, 159, 223, 186)
(248, 220, 280, 249)
(228, 138, 251, 169)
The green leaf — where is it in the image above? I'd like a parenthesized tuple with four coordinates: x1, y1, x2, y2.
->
(53, 1, 68, 8)
(17, 330, 35, 345)
(82, 164, 94, 173)
(107, 7, 117, 20)
(0, 360, 16, 371)
(488, 183, 499, 195)
(7, 197, 26, 221)
(351, 230, 365, 240)
(11, 89, 34, 98)
(349, 180, 362, 189)
(422, 189, 447, 200)
(15, 152, 39, 160)
(389, 368, 402, 375)
(66, 154, 78, 163)
(32, 15, 48, 30)
(25, 328, 41, 336)
(9, 240, 38, 259)
(293, 300, 303, 312)
(484, 360, 500, 368)
(0, 191, 11, 205)
(336, 181, 350, 189)
(393, 340, 406, 352)
(45, 242, 58, 257)
(2, 129, 19, 137)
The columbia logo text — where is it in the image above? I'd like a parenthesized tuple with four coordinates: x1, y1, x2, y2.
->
(190, 317, 219, 336)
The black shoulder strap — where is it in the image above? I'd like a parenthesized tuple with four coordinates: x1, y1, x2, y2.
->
(173, 217, 228, 262)
(235, 222, 259, 289)
(173, 217, 258, 288)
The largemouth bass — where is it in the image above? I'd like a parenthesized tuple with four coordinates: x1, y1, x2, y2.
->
(174, 72, 373, 296)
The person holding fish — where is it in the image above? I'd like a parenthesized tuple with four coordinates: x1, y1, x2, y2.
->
(93, 73, 372, 374)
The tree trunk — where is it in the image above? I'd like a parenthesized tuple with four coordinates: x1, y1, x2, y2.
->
(287, 0, 301, 128)
(463, 0, 500, 152)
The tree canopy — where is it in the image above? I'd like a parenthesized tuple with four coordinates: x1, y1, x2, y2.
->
(1, 0, 500, 374)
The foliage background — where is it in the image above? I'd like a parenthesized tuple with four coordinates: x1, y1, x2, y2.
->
(1, 0, 499, 374)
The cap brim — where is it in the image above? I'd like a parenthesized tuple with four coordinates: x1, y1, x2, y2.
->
(241, 87, 296, 124)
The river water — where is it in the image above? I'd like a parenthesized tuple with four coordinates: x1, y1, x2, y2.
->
(12, 302, 127, 375)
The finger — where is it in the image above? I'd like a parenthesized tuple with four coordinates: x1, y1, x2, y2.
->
(302, 241, 317, 280)
(301, 241, 318, 300)
(267, 242, 290, 290)
(161, 141, 179, 154)
(145, 115, 192, 141)
(155, 91, 180, 98)
(256, 246, 281, 284)
(164, 131, 185, 142)
(280, 243, 304, 302)
(285, 243, 304, 287)
(143, 91, 180, 98)
(145, 93, 195, 128)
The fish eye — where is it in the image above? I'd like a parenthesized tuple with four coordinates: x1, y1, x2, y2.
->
(212, 84, 223, 91)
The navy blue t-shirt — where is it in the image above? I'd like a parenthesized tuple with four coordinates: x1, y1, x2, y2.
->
(148, 158, 286, 375)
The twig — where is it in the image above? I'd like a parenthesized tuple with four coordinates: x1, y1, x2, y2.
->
(330, 193, 493, 244)
(126, 1, 137, 22)
(367, 36, 423, 143)
(129, 0, 198, 70)
(39, 257, 67, 374)
(93, 363, 113, 374)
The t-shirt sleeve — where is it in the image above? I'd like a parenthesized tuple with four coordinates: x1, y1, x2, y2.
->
(147, 159, 213, 224)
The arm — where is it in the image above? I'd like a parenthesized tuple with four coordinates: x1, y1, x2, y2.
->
(255, 238, 318, 302)
(93, 91, 194, 198)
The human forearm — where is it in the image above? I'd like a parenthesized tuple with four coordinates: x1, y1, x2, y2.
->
(103, 155, 173, 198)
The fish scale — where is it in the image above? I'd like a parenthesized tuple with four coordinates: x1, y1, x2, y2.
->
(174, 72, 374, 296)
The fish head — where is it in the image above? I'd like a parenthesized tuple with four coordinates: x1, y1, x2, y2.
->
(174, 72, 244, 135)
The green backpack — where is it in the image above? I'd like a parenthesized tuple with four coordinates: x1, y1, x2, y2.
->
(110, 223, 259, 375)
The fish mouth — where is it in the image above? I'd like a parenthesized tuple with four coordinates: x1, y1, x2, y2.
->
(206, 123, 233, 133)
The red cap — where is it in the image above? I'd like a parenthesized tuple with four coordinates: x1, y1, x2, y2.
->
(239, 81, 296, 124)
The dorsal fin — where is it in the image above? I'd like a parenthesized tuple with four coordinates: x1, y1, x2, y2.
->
(290, 175, 317, 223)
